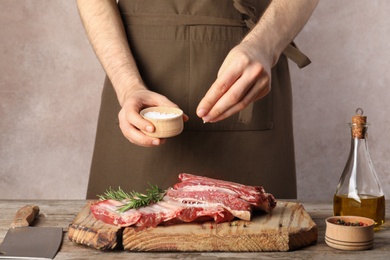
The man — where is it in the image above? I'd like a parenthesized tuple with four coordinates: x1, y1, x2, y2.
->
(77, 0, 318, 199)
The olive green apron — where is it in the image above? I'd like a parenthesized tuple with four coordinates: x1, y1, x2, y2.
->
(86, 0, 310, 199)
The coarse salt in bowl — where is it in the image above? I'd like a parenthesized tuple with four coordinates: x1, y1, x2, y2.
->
(140, 107, 184, 138)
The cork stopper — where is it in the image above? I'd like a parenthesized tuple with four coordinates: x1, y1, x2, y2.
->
(351, 108, 367, 139)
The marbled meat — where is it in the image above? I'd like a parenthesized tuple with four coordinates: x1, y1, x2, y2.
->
(90, 173, 276, 227)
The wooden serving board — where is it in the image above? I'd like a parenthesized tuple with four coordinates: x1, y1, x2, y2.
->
(68, 201, 317, 252)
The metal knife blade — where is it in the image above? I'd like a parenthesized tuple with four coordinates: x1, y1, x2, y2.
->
(0, 205, 63, 259)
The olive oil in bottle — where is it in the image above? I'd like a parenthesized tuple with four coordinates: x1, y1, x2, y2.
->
(333, 108, 385, 229)
(334, 194, 385, 227)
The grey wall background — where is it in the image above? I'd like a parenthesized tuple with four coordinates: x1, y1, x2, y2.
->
(1, 1, 389, 201)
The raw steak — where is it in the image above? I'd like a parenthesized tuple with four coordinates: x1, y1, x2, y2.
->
(175, 173, 277, 212)
(91, 173, 276, 227)
(91, 197, 235, 227)
(166, 188, 252, 220)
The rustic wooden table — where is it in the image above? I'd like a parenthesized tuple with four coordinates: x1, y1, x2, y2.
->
(0, 200, 388, 259)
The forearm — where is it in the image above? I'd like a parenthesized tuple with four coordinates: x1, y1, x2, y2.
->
(244, 0, 319, 66)
(76, 0, 145, 106)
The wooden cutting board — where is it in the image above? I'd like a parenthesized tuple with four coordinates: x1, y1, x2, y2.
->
(68, 201, 317, 252)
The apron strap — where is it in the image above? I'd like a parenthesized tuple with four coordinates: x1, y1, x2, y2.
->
(121, 13, 245, 27)
(233, 0, 311, 123)
(233, 0, 311, 68)
(283, 43, 311, 69)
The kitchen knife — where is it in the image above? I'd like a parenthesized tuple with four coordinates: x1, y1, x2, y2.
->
(0, 205, 63, 259)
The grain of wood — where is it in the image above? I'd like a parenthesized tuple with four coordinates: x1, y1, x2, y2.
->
(68, 201, 317, 251)
(68, 203, 121, 250)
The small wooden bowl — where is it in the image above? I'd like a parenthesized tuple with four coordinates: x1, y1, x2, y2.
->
(325, 216, 375, 251)
(140, 107, 184, 138)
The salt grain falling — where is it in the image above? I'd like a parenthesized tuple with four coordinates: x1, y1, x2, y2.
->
(144, 111, 178, 119)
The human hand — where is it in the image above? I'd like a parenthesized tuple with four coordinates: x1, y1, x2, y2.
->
(118, 89, 188, 147)
(196, 41, 272, 123)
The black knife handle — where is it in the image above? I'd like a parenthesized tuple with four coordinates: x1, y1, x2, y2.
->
(11, 205, 40, 228)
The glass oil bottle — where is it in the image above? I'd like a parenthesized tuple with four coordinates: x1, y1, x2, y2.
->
(333, 108, 385, 229)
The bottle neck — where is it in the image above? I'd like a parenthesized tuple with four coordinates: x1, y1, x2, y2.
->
(350, 123, 369, 139)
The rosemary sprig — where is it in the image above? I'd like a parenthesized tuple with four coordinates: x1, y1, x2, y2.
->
(98, 184, 166, 213)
